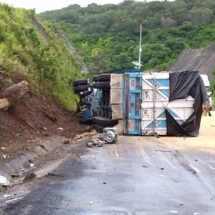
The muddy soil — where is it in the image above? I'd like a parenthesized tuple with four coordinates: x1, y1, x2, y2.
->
(0, 73, 88, 160)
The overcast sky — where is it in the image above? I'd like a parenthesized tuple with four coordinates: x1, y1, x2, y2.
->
(0, 0, 167, 13)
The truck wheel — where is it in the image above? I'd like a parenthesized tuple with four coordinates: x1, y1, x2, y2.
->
(92, 82, 110, 89)
(93, 74, 111, 82)
(92, 117, 118, 127)
(73, 79, 88, 86)
(74, 85, 90, 94)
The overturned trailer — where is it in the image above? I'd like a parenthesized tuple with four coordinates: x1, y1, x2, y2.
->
(73, 70, 208, 137)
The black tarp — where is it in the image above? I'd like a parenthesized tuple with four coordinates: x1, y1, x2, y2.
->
(165, 71, 208, 137)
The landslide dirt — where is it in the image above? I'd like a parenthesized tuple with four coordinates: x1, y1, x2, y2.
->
(0, 73, 88, 161)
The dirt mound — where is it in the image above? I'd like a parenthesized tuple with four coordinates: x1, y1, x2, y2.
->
(169, 44, 215, 80)
(0, 74, 88, 160)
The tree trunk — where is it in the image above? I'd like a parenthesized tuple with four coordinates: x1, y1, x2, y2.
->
(0, 80, 29, 110)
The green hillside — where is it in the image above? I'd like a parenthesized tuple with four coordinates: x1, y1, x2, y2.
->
(40, 0, 215, 75)
(0, 4, 81, 110)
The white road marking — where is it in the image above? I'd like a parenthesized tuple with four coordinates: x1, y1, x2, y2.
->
(114, 145, 119, 158)
(139, 148, 151, 164)
(134, 143, 151, 164)
(208, 165, 215, 170)
(169, 210, 178, 214)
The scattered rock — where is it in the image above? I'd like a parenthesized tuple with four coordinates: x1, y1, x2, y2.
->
(63, 138, 71, 145)
(47, 173, 57, 177)
(0, 175, 10, 186)
(142, 165, 148, 168)
(23, 172, 36, 182)
(30, 163, 35, 168)
(11, 173, 20, 178)
(86, 141, 94, 147)
(20, 168, 26, 173)
(43, 111, 57, 122)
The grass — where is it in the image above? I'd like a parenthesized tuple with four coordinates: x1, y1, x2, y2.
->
(0, 4, 82, 111)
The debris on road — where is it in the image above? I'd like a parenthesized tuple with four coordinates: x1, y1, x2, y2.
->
(74, 131, 97, 142)
(86, 138, 104, 147)
(142, 165, 148, 168)
(86, 128, 118, 148)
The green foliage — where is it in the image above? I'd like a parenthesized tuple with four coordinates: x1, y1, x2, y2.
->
(40, 0, 215, 75)
(0, 4, 81, 110)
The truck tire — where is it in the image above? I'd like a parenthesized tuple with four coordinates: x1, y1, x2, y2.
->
(92, 117, 118, 127)
(92, 124, 104, 133)
(74, 85, 90, 94)
(93, 74, 111, 82)
(92, 82, 110, 89)
(73, 79, 88, 86)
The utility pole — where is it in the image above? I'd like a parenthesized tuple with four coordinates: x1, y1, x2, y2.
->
(138, 24, 142, 69)
(132, 24, 143, 70)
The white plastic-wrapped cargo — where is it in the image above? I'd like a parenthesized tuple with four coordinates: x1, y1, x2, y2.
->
(141, 72, 195, 135)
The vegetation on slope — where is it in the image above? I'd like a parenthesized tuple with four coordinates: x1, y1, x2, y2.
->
(0, 4, 81, 110)
(40, 0, 215, 76)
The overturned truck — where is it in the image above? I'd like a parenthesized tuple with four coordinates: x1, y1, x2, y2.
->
(73, 70, 208, 137)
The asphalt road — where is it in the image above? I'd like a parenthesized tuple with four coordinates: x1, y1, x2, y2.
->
(1, 134, 215, 215)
